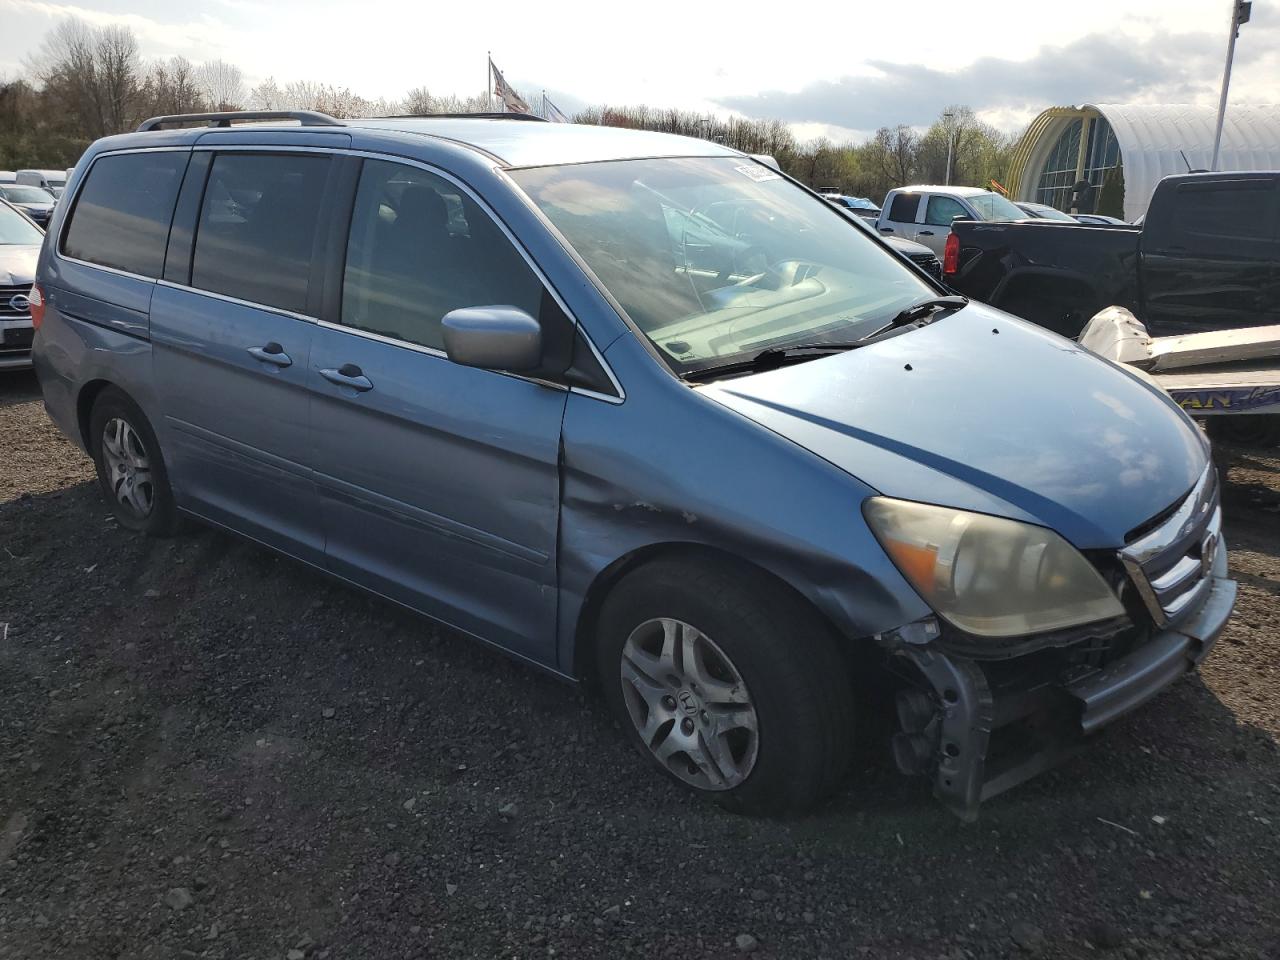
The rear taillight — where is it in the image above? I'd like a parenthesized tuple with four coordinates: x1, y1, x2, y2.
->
(28, 283, 45, 330)
(943, 233, 960, 276)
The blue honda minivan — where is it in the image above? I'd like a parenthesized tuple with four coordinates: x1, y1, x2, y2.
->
(30, 111, 1235, 819)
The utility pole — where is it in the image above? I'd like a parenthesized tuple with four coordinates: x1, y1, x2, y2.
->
(1212, 0, 1251, 171)
(943, 111, 954, 186)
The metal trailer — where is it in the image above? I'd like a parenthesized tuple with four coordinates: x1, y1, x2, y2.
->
(1080, 307, 1280, 444)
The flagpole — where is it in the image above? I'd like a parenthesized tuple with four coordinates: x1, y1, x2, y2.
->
(487, 51, 492, 112)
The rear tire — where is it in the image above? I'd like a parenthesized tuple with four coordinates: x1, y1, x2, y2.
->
(597, 558, 855, 816)
(89, 387, 185, 536)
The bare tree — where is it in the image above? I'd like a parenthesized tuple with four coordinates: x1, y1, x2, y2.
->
(27, 18, 143, 138)
(403, 86, 433, 115)
(144, 56, 204, 117)
(198, 59, 245, 111)
(869, 125, 918, 188)
(249, 76, 284, 111)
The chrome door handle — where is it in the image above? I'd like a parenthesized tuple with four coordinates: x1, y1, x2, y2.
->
(247, 342, 292, 367)
(320, 363, 373, 392)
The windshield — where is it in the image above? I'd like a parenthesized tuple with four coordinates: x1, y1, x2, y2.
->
(1, 186, 53, 204)
(513, 157, 933, 370)
(1026, 203, 1077, 222)
(0, 201, 44, 244)
(969, 192, 1028, 222)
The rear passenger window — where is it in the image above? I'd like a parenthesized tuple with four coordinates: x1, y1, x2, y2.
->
(63, 152, 187, 278)
(1173, 181, 1275, 243)
(887, 193, 920, 223)
(191, 153, 331, 314)
(341, 159, 543, 351)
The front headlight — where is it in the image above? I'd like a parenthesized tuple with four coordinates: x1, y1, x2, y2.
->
(864, 497, 1124, 638)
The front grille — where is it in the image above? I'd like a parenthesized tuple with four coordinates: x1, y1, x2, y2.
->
(908, 253, 942, 279)
(0, 285, 32, 320)
(1120, 465, 1221, 627)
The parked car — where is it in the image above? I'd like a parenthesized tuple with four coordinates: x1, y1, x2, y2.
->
(1015, 201, 1078, 222)
(0, 198, 41, 370)
(822, 193, 880, 220)
(876, 185, 1028, 255)
(16, 168, 68, 197)
(944, 171, 1280, 337)
(0, 183, 56, 227)
(0, 170, 16, 183)
(32, 111, 1235, 820)
(1072, 213, 1128, 226)
(844, 211, 941, 278)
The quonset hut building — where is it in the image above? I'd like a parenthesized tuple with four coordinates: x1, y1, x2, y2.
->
(1004, 103, 1280, 221)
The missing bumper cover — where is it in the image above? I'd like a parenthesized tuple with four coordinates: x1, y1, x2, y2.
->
(879, 574, 1236, 822)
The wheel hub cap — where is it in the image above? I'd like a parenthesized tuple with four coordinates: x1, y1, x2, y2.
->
(619, 617, 759, 792)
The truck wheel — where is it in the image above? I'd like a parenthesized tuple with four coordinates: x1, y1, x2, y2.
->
(597, 558, 855, 815)
(89, 387, 185, 536)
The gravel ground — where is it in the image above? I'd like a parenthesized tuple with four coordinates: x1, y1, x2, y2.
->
(1, 368, 1277, 960)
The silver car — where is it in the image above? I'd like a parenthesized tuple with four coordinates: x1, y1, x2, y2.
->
(0, 198, 40, 370)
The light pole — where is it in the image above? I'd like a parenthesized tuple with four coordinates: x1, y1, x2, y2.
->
(1212, 0, 1251, 171)
(943, 111, 955, 186)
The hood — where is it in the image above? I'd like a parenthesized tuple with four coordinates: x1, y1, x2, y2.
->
(702, 303, 1207, 549)
(0, 244, 39, 286)
(884, 236, 934, 258)
(15, 202, 53, 214)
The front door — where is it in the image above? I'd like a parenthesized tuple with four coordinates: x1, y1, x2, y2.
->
(151, 150, 336, 562)
(309, 157, 568, 663)
(918, 195, 970, 256)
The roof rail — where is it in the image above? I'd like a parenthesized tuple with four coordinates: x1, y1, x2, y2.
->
(136, 110, 344, 132)
(379, 112, 548, 122)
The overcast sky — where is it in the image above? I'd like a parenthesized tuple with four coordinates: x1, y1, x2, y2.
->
(2, 0, 1276, 141)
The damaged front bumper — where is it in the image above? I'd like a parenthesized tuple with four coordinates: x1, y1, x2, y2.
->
(880, 573, 1237, 821)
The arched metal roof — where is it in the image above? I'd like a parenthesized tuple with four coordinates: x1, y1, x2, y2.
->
(1090, 103, 1280, 220)
(1007, 103, 1280, 221)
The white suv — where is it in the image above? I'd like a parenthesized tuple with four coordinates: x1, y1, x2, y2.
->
(876, 185, 1028, 256)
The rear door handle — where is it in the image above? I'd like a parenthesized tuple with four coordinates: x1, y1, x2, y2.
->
(247, 342, 292, 367)
(918, 230, 935, 236)
(319, 363, 373, 392)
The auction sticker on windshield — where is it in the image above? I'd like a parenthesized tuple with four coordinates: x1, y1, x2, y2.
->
(735, 164, 780, 182)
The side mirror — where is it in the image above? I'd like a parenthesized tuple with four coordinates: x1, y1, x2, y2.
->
(441, 305, 542, 372)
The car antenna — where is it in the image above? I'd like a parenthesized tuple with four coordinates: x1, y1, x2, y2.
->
(1179, 149, 1193, 173)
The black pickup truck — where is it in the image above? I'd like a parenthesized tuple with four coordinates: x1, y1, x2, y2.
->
(943, 171, 1280, 338)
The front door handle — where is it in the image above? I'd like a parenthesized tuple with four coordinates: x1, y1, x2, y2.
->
(879, 227, 895, 233)
(319, 363, 374, 392)
(248, 342, 292, 367)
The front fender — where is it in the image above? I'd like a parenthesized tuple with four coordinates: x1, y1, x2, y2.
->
(554, 336, 931, 675)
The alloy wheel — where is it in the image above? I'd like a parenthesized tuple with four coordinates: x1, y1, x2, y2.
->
(619, 617, 759, 791)
(101, 417, 154, 519)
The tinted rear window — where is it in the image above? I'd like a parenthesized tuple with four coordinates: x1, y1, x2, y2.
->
(191, 153, 331, 314)
(1174, 180, 1275, 242)
(888, 193, 919, 222)
(62, 152, 188, 277)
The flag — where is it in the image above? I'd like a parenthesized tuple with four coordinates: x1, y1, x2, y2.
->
(490, 59, 531, 115)
(989, 178, 1009, 196)
(543, 95, 570, 123)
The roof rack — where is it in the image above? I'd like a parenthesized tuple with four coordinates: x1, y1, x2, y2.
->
(137, 110, 344, 132)
(379, 112, 548, 122)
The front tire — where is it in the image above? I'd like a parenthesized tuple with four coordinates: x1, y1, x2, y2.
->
(89, 387, 184, 536)
(597, 558, 855, 815)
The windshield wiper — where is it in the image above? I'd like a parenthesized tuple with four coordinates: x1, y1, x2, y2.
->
(684, 341, 861, 383)
(863, 295, 968, 340)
